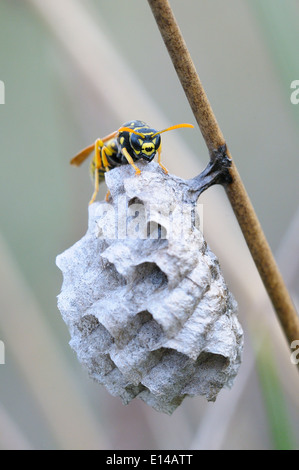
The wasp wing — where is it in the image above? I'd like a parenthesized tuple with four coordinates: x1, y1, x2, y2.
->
(70, 131, 118, 166)
(70, 144, 95, 166)
(101, 130, 118, 143)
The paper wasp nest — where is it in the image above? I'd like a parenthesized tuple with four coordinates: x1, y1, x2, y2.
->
(56, 162, 243, 414)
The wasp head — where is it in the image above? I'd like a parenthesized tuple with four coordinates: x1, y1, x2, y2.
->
(130, 132, 161, 161)
(118, 122, 194, 163)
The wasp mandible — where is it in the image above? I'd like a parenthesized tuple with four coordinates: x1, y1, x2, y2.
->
(70, 120, 194, 204)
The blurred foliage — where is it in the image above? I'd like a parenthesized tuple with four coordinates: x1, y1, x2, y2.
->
(257, 337, 295, 450)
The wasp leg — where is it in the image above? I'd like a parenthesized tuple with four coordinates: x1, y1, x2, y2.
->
(157, 146, 168, 174)
(89, 139, 104, 205)
(101, 146, 111, 173)
(122, 148, 141, 175)
(101, 147, 111, 202)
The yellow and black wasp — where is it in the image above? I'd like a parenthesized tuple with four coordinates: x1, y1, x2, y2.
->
(70, 120, 194, 204)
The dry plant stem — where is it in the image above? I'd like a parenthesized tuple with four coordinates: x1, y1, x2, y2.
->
(147, 0, 299, 352)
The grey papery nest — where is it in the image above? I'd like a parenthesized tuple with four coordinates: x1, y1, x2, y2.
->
(56, 161, 243, 414)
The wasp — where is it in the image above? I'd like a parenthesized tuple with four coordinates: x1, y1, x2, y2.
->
(70, 120, 194, 204)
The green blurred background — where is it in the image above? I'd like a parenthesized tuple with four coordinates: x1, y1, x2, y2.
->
(0, 0, 298, 449)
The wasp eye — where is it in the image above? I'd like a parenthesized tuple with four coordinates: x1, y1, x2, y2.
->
(130, 133, 143, 154)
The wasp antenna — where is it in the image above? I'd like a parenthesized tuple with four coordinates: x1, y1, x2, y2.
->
(151, 123, 194, 138)
(118, 127, 145, 138)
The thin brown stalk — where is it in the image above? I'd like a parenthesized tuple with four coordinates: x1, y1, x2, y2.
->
(147, 0, 299, 359)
